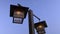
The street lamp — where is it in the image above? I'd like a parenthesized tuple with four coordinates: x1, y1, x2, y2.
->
(10, 4, 48, 34)
(10, 4, 29, 24)
(34, 21, 47, 34)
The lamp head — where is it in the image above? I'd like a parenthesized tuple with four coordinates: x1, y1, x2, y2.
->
(10, 4, 29, 24)
(10, 4, 29, 19)
(34, 21, 48, 34)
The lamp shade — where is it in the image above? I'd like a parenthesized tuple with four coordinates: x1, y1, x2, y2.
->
(34, 21, 47, 29)
(10, 4, 29, 18)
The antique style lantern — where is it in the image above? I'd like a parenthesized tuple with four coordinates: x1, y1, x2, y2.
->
(10, 4, 29, 24)
(34, 21, 47, 34)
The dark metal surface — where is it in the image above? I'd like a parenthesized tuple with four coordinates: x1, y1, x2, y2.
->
(28, 9, 35, 34)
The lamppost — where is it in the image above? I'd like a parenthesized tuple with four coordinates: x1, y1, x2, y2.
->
(10, 4, 48, 34)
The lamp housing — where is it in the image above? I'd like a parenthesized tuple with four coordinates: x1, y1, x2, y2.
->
(34, 21, 47, 34)
(10, 4, 29, 19)
(34, 21, 47, 29)
(10, 4, 29, 24)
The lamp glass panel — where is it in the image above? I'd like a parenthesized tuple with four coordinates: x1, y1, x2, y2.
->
(13, 11, 24, 18)
(13, 17, 23, 24)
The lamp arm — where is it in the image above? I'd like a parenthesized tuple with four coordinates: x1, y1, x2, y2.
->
(33, 14, 40, 21)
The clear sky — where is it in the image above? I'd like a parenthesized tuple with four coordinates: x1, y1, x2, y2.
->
(0, 0, 60, 34)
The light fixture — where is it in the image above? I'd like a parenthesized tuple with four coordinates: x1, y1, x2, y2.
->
(34, 21, 47, 34)
(10, 4, 29, 24)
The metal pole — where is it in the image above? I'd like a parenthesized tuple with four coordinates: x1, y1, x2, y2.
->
(28, 9, 35, 34)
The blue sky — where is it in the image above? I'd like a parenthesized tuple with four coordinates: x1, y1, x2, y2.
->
(0, 0, 60, 34)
